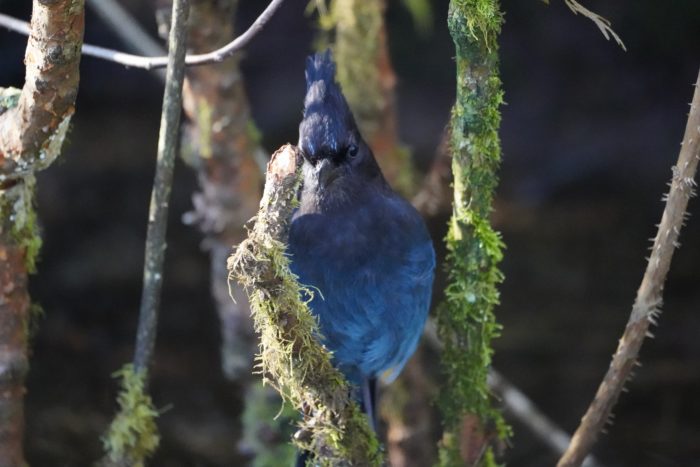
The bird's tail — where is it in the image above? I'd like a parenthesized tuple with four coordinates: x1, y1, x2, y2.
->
(361, 377, 378, 431)
(294, 378, 377, 466)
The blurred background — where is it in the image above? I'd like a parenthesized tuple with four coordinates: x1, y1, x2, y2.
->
(1, 0, 699, 465)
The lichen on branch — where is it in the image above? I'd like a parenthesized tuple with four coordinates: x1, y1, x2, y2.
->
(228, 144, 381, 466)
(436, 0, 509, 465)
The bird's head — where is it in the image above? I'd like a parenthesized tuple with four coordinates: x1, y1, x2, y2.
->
(298, 50, 383, 203)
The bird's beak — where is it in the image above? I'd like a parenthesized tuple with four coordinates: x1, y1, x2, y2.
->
(316, 158, 339, 186)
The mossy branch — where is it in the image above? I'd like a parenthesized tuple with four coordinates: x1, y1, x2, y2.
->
(228, 144, 381, 466)
(437, 1, 509, 465)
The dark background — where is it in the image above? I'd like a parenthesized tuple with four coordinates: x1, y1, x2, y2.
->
(1, 0, 699, 465)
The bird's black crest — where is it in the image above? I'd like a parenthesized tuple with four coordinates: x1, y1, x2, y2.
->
(304, 49, 336, 93)
(299, 50, 359, 159)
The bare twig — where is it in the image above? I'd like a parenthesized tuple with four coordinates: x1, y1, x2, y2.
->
(558, 69, 700, 467)
(228, 144, 381, 466)
(540, 0, 625, 50)
(561, 0, 625, 50)
(0, 0, 284, 70)
(132, 0, 190, 372)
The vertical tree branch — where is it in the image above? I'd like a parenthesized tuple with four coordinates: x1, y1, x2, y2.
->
(132, 0, 190, 373)
(0, 0, 84, 463)
(101, 0, 189, 464)
(437, 1, 508, 465)
(557, 68, 700, 467)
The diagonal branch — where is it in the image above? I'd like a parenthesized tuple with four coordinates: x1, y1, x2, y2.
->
(558, 68, 700, 467)
(0, 0, 285, 70)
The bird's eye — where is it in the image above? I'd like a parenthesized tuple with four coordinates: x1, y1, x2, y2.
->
(347, 144, 359, 159)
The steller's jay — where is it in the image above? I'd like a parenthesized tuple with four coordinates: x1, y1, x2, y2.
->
(288, 50, 435, 463)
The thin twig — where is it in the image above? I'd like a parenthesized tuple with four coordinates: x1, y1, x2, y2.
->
(561, 0, 625, 51)
(0, 0, 284, 70)
(558, 68, 700, 467)
(132, 0, 190, 373)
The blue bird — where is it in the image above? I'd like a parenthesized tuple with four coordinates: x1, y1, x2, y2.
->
(288, 50, 435, 460)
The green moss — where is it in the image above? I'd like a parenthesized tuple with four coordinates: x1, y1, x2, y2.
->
(436, 0, 509, 465)
(102, 364, 160, 467)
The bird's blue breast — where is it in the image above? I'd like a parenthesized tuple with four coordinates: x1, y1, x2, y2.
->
(287, 193, 435, 385)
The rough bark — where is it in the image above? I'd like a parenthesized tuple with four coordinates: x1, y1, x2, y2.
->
(0, 0, 83, 179)
(558, 68, 700, 467)
(0, 1, 84, 464)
